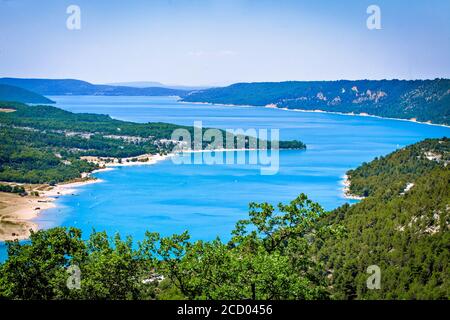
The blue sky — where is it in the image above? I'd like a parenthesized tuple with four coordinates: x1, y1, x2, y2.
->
(0, 0, 449, 85)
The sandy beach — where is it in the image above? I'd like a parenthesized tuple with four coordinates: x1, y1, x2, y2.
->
(0, 152, 175, 241)
(0, 192, 44, 241)
(0, 178, 105, 241)
(80, 153, 173, 168)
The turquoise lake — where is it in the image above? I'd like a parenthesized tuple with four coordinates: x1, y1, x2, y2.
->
(1, 96, 449, 260)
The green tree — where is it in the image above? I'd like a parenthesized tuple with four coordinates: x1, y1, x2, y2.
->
(153, 194, 336, 299)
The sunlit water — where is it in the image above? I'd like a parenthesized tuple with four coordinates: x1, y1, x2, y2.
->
(1, 96, 449, 261)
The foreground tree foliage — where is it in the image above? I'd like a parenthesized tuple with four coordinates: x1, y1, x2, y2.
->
(0, 194, 335, 300)
(153, 194, 336, 299)
(0, 228, 156, 299)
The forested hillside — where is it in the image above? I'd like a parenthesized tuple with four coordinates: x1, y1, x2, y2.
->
(346, 138, 450, 197)
(318, 138, 449, 299)
(0, 84, 54, 104)
(0, 138, 447, 299)
(0, 78, 188, 97)
(183, 79, 450, 125)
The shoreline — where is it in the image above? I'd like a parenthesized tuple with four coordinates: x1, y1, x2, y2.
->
(181, 98, 450, 129)
(81, 153, 174, 168)
(0, 179, 104, 241)
(80, 148, 267, 169)
(341, 174, 365, 200)
(0, 148, 256, 241)
(271, 107, 450, 129)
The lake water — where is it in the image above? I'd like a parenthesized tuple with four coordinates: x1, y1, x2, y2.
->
(1, 96, 449, 261)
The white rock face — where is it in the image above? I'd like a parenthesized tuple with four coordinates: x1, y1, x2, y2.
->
(400, 183, 415, 195)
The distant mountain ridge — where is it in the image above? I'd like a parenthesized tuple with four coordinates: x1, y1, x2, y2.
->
(107, 81, 212, 91)
(0, 84, 54, 104)
(0, 78, 188, 97)
(183, 79, 450, 125)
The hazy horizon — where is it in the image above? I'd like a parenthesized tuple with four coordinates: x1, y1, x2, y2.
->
(1, 0, 450, 85)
